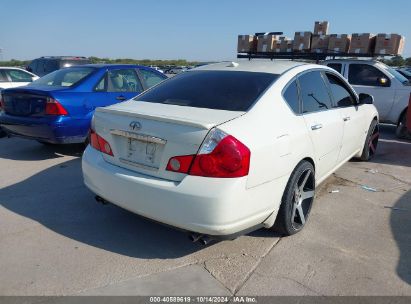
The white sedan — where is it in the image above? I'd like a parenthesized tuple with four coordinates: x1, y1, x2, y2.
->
(82, 60, 379, 240)
(0, 67, 38, 90)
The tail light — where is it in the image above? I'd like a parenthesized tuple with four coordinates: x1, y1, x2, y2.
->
(166, 128, 250, 178)
(45, 97, 68, 115)
(90, 129, 114, 156)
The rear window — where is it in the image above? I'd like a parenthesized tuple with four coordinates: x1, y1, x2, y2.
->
(31, 67, 95, 87)
(134, 71, 278, 111)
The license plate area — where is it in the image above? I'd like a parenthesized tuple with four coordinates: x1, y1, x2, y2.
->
(110, 129, 166, 171)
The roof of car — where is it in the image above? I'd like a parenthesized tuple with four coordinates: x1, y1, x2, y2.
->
(194, 60, 308, 74)
(70, 64, 148, 69)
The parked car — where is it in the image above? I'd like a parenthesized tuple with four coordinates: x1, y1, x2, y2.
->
(324, 59, 410, 138)
(166, 67, 187, 74)
(148, 66, 164, 74)
(0, 67, 38, 90)
(82, 60, 378, 240)
(397, 68, 411, 81)
(26, 56, 91, 76)
(0, 64, 167, 144)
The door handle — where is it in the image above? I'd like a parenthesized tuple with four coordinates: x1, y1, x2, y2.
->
(343, 116, 351, 121)
(311, 124, 323, 130)
(116, 95, 126, 101)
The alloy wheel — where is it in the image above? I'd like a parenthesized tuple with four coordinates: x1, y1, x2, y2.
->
(291, 168, 315, 230)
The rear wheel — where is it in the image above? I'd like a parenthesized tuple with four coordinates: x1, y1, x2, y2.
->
(395, 111, 409, 139)
(360, 120, 379, 161)
(274, 160, 315, 236)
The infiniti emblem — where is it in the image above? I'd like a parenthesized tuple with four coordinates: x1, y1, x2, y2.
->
(129, 121, 142, 131)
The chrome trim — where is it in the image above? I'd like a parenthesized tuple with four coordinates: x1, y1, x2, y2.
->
(119, 157, 159, 171)
(311, 124, 323, 130)
(110, 129, 167, 145)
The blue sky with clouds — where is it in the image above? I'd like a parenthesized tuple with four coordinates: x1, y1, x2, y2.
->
(0, 0, 410, 61)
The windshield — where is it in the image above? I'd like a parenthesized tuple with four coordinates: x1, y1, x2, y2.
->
(382, 64, 409, 85)
(31, 67, 95, 87)
(134, 70, 278, 111)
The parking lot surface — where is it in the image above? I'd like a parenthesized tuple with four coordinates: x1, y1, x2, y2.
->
(0, 125, 410, 296)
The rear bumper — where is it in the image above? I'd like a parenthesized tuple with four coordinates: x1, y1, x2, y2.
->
(0, 114, 89, 144)
(82, 146, 282, 236)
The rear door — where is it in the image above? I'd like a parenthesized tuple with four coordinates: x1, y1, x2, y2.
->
(323, 71, 366, 162)
(86, 68, 144, 110)
(347, 63, 394, 121)
(298, 70, 344, 178)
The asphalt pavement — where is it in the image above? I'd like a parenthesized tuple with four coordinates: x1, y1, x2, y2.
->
(0, 125, 410, 296)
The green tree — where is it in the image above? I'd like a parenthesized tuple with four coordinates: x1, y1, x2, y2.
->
(389, 56, 405, 67)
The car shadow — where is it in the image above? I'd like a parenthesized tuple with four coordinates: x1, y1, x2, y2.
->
(391, 189, 411, 285)
(0, 157, 210, 259)
(0, 137, 84, 160)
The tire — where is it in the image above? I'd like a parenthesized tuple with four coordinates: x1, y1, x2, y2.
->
(274, 160, 315, 236)
(360, 120, 379, 161)
(395, 111, 409, 139)
(0, 127, 6, 138)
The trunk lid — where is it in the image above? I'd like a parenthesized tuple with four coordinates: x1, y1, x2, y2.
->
(93, 100, 244, 181)
(1, 87, 66, 116)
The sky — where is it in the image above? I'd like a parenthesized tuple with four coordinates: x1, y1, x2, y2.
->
(0, 0, 410, 61)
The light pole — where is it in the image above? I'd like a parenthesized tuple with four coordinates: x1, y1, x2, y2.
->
(0, 48, 3, 61)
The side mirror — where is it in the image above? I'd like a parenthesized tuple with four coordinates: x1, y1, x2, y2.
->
(377, 77, 389, 87)
(359, 93, 374, 105)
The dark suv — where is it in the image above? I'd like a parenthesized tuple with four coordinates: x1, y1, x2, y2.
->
(26, 56, 91, 76)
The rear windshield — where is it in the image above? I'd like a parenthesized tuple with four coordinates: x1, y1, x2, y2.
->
(31, 67, 95, 87)
(134, 70, 278, 111)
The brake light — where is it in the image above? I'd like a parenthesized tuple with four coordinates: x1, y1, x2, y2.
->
(90, 129, 113, 156)
(166, 129, 250, 178)
(45, 98, 68, 115)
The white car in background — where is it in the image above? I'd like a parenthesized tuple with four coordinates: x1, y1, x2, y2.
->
(82, 60, 378, 242)
(0, 67, 38, 90)
(324, 60, 411, 138)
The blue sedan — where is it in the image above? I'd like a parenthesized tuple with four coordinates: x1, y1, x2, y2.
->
(0, 64, 167, 144)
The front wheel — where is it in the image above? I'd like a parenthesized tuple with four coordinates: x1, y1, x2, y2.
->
(274, 160, 315, 236)
(360, 120, 379, 161)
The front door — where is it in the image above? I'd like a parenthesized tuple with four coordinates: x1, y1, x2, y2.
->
(347, 63, 394, 121)
(298, 71, 344, 179)
(323, 71, 367, 162)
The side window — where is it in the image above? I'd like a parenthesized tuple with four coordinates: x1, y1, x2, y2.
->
(27, 61, 37, 73)
(44, 60, 59, 74)
(325, 73, 356, 107)
(6, 69, 33, 82)
(36, 60, 46, 74)
(0, 71, 9, 82)
(139, 69, 166, 88)
(283, 79, 300, 114)
(327, 63, 342, 74)
(108, 69, 142, 92)
(298, 71, 333, 113)
(94, 75, 106, 92)
(348, 64, 390, 87)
